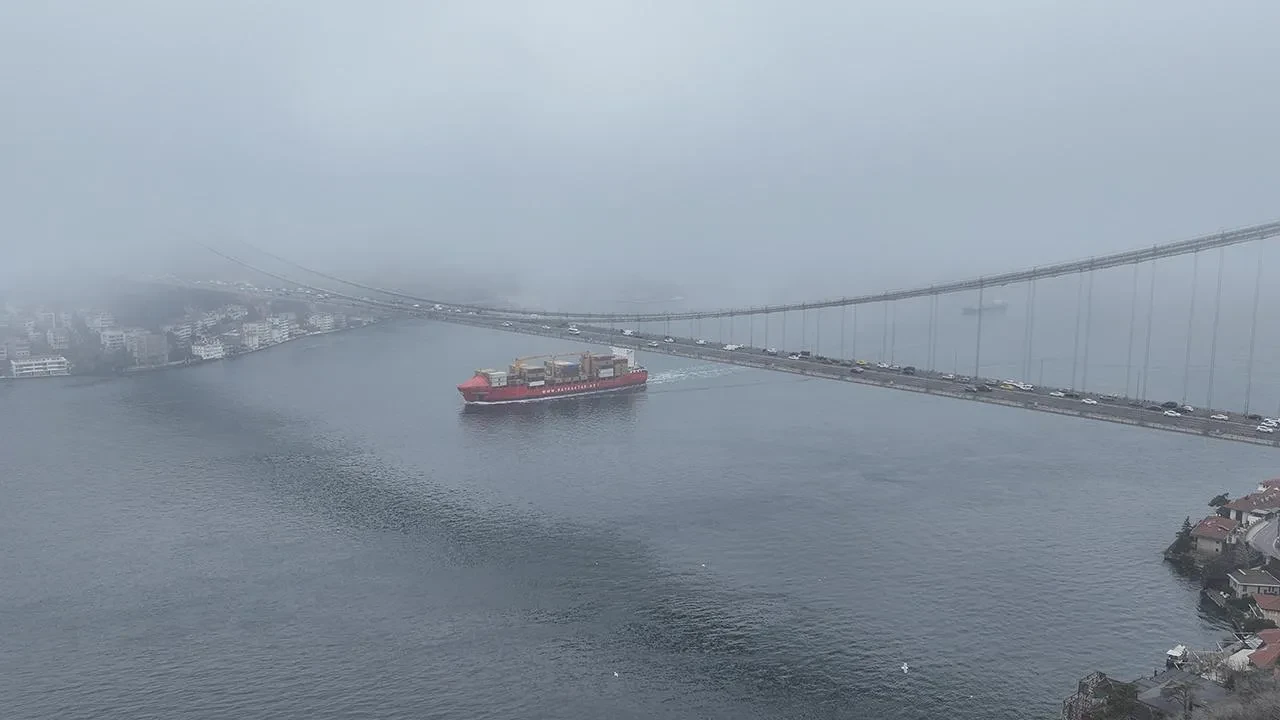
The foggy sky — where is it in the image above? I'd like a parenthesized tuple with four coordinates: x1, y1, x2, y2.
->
(3, 1, 1278, 307)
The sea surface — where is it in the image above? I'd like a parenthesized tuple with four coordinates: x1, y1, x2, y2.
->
(3, 319, 1277, 719)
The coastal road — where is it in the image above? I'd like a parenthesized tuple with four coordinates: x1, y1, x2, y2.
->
(1247, 518, 1280, 560)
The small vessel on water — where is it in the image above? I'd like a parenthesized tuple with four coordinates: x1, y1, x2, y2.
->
(457, 347, 647, 405)
(961, 300, 1008, 316)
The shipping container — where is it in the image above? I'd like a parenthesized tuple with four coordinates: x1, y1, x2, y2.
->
(597, 367, 615, 378)
(486, 371, 508, 387)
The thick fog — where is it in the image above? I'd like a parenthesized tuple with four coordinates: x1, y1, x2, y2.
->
(2, 1, 1278, 309)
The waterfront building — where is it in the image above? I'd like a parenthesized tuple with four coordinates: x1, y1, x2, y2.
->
(267, 316, 292, 344)
(10, 355, 70, 378)
(1226, 567, 1280, 598)
(6, 339, 31, 359)
(1190, 516, 1239, 555)
(1253, 595, 1280, 626)
(162, 322, 194, 343)
(241, 321, 270, 349)
(1221, 488, 1280, 526)
(99, 329, 126, 352)
(307, 313, 335, 332)
(191, 340, 225, 361)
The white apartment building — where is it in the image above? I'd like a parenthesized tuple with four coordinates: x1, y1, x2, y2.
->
(11, 355, 70, 378)
(267, 316, 292, 344)
(162, 322, 194, 342)
(46, 327, 70, 350)
(308, 313, 335, 333)
(100, 329, 126, 352)
(197, 312, 220, 331)
(224, 305, 248, 321)
(85, 311, 115, 330)
(123, 329, 149, 355)
(191, 340, 225, 361)
(241, 321, 270, 350)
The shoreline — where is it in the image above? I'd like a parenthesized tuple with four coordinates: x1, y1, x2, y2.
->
(1, 323, 376, 381)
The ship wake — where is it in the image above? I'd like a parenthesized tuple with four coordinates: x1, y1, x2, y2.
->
(646, 365, 746, 386)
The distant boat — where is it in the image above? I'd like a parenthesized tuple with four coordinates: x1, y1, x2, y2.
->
(962, 300, 1008, 316)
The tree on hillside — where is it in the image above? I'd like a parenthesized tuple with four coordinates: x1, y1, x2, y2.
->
(1173, 517, 1194, 554)
(1210, 493, 1230, 507)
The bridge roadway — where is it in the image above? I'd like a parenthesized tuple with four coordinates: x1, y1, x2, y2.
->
(429, 310, 1280, 449)
(137, 277, 1280, 447)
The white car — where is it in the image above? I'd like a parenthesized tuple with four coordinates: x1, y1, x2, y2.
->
(765, 348, 779, 355)
(787, 354, 802, 360)
(541, 324, 552, 330)
(1163, 410, 1182, 417)
(663, 337, 675, 343)
(877, 362, 891, 369)
(567, 327, 581, 335)
(501, 321, 512, 327)
(1049, 391, 1065, 398)
(1258, 425, 1276, 434)
(647, 340, 659, 347)
(1082, 398, 1098, 405)
(695, 339, 707, 345)
(1210, 414, 1229, 421)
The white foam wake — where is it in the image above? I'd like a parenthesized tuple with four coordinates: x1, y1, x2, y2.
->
(646, 365, 745, 386)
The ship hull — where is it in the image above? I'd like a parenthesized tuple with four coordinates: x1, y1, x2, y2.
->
(458, 370, 648, 405)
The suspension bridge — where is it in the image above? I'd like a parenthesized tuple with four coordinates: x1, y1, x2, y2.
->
(143, 218, 1280, 446)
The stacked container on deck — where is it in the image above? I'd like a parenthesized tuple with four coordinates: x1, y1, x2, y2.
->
(592, 353, 615, 378)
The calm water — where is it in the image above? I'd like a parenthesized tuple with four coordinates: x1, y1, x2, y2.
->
(3, 320, 1277, 719)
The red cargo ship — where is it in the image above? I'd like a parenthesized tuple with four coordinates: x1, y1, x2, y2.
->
(457, 347, 647, 405)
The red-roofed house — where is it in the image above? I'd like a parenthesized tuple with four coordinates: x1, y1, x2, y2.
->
(1255, 595, 1280, 625)
(1250, 629, 1280, 668)
(1222, 487, 1280, 525)
(1191, 515, 1239, 555)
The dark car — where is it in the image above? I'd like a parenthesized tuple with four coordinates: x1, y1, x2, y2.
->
(901, 366, 917, 376)
(850, 366, 865, 374)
